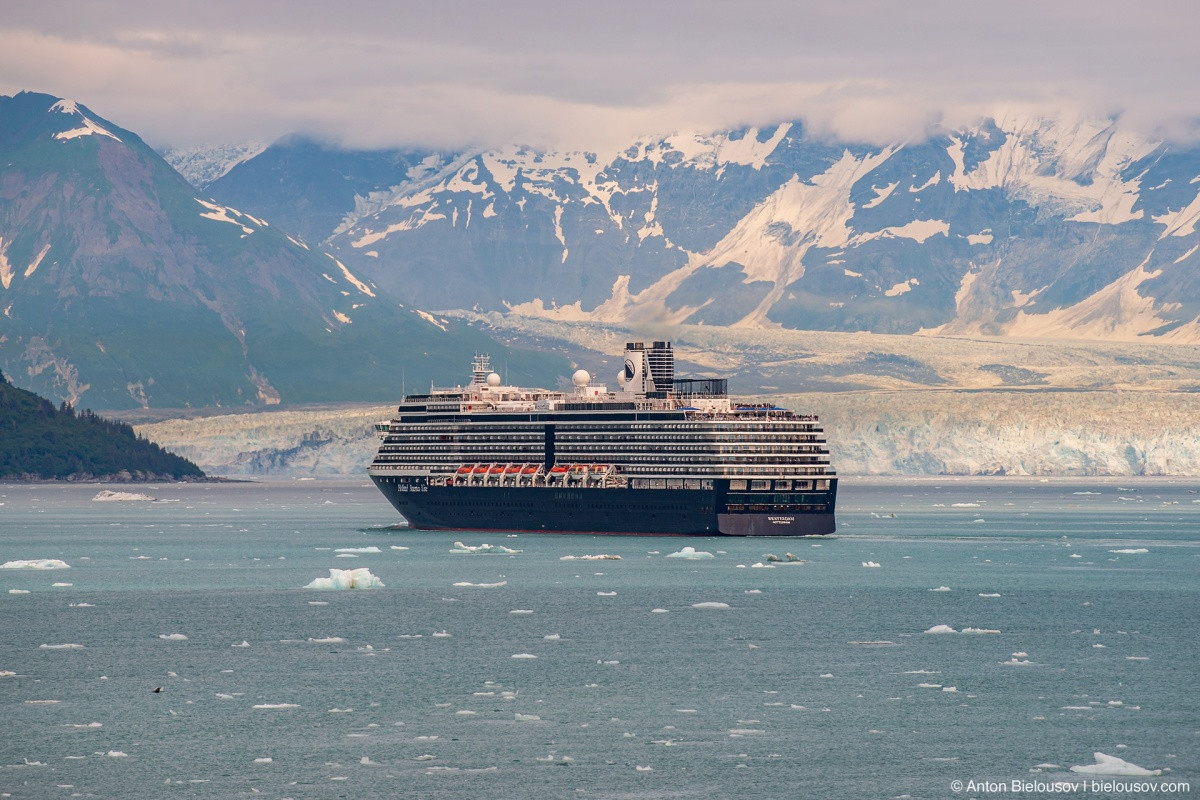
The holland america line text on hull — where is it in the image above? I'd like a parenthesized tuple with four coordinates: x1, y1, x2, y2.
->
(369, 341, 837, 536)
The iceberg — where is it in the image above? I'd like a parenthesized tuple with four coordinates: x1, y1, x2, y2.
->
(92, 490, 154, 502)
(334, 546, 381, 554)
(692, 602, 731, 609)
(667, 547, 714, 559)
(862, 561, 881, 568)
(304, 568, 385, 590)
(450, 542, 521, 554)
(924, 625, 958, 634)
(2, 559, 70, 570)
(1069, 752, 1162, 777)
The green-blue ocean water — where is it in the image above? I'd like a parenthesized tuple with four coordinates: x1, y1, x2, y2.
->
(1, 479, 1197, 799)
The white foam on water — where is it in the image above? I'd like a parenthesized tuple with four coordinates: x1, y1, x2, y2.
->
(451, 541, 521, 554)
(2, 559, 70, 570)
(39, 643, 84, 649)
(335, 547, 382, 553)
(305, 568, 384, 590)
(158, 633, 188, 641)
(692, 602, 730, 609)
(666, 547, 714, 559)
(452, 581, 507, 588)
(745, 589, 763, 594)
(1070, 752, 1162, 776)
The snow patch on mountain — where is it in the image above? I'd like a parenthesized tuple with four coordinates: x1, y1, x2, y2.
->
(160, 141, 268, 189)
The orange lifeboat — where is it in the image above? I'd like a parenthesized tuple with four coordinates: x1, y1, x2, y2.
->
(521, 465, 540, 474)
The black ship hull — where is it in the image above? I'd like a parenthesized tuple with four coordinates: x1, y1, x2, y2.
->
(372, 475, 837, 536)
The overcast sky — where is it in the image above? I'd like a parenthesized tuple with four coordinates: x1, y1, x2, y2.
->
(2, 0, 1197, 151)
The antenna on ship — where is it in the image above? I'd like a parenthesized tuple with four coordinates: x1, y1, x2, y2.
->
(471, 353, 491, 386)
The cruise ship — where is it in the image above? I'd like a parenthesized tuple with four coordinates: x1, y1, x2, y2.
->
(369, 341, 837, 536)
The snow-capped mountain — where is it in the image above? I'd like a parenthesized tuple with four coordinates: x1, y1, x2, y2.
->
(0, 91, 564, 409)
(209, 115, 1200, 343)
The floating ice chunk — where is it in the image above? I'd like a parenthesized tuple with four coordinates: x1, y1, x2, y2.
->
(456, 710, 477, 716)
(597, 591, 616, 596)
(763, 553, 806, 563)
(52, 582, 73, 587)
(305, 568, 384, 590)
(543, 634, 561, 640)
(335, 553, 359, 558)
(432, 630, 451, 637)
(918, 683, 942, 688)
(106, 751, 128, 757)
(453, 581, 507, 588)
(848, 641, 897, 646)
(745, 589, 763, 594)
(9, 589, 30, 594)
(1126, 656, 1150, 661)
(308, 637, 344, 644)
(924, 625, 958, 634)
(651, 608, 669, 613)
(862, 561, 881, 568)
(929, 586, 951, 592)
(335, 547, 382, 553)
(3, 559, 70, 570)
(1109, 548, 1149, 554)
(390, 546, 409, 550)
(667, 547, 713, 560)
(1070, 752, 1161, 776)
(92, 491, 154, 502)
(232, 641, 250, 648)
(962, 628, 1000, 634)
(253, 703, 300, 709)
(819, 673, 834, 678)
(39, 643, 84, 649)
(951, 502, 981, 507)
(451, 542, 521, 554)
(511, 653, 537, 659)
(65, 722, 102, 728)
(750, 563, 774, 568)
(509, 609, 534, 615)
(979, 593, 1002, 597)
(1070, 554, 1083, 558)
(515, 713, 541, 721)
(691, 602, 730, 609)
(158, 633, 188, 641)
(254, 757, 272, 763)
(560, 554, 621, 561)
(942, 686, 958, 693)
(636, 765, 653, 772)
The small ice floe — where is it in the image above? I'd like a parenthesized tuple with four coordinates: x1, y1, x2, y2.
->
(636, 765, 653, 772)
(1069, 752, 1162, 777)
(232, 641, 250, 648)
(597, 591, 616, 596)
(451, 542, 521, 554)
(390, 546, 409, 551)
(511, 653, 537, 659)
(106, 750, 129, 757)
(962, 627, 1000, 634)
(1070, 554, 1083, 558)
(9, 589, 30, 594)
(308, 637, 344, 644)
(819, 673, 834, 679)
(848, 641, 897, 646)
(51, 582, 72, 588)
(1125, 656, 1150, 661)
(456, 710, 477, 716)
(254, 757, 272, 763)
(515, 713, 541, 721)
(452, 581, 507, 588)
(918, 682, 942, 688)
(862, 561, 881, 568)
(335, 547, 381, 554)
(560, 554, 621, 561)
(929, 586, 951, 592)
(92, 491, 154, 502)
(762, 553, 805, 563)
(1109, 548, 1149, 554)
(65, 722, 102, 728)
(951, 502, 981, 507)
(432, 630, 451, 638)
(3, 558, 71, 570)
(924, 625, 958, 634)
(305, 568, 384, 590)
(749, 562, 774, 568)
(509, 609, 534, 615)
(39, 643, 84, 649)
(651, 608, 669, 613)
(691, 602, 730, 609)
(253, 703, 300, 709)
(667, 547, 714, 560)
(942, 686, 958, 693)
(158, 633, 188, 641)
(978, 593, 1002, 598)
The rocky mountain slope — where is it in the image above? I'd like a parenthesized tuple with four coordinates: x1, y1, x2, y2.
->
(203, 116, 1200, 343)
(0, 92, 564, 409)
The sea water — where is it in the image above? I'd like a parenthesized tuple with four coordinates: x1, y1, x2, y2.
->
(1, 479, 1197, 799)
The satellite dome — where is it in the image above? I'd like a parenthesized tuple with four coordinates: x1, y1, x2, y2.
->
(486, 372, 501, 387)
(572, 369, 591, 387)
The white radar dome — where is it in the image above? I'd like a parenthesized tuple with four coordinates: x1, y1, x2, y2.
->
(572, 369, 591, 387)
(486, 372, 501, 387)
(616, 371, 626, 386)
